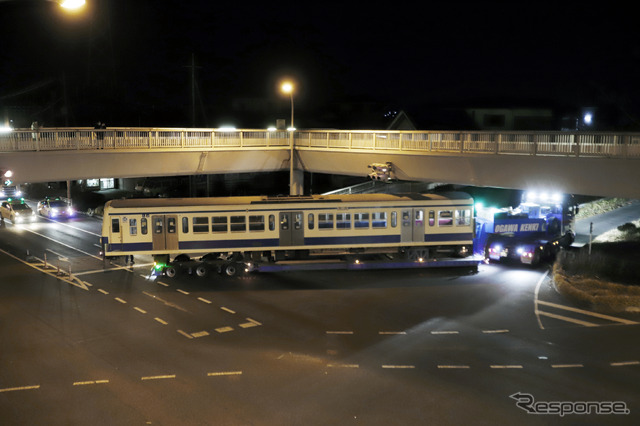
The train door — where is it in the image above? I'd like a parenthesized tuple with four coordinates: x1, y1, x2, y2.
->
(400, 209, 425, 243)
(109, 217, 122, 250)
(152, 215, 179, 251)
(279, 211, 304, 246)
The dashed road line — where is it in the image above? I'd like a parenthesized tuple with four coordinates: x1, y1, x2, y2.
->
(157, 281, 170, 287)
(0, 385, 40, 393)
(482, 329, 509, 334)
(177, 330, 194, 339)
(326, 331, 353, 335)
(191, 331, 210, 338)
(215, 326, 234, 333)
(197, 297, 212, 304)
(208, 371, 243, 377)
(537, 300, 639, 325)
(379, 331, 407, 335)
(97, 288, 109, 295)
(551, 364, 584, 369)
(154, 317, 168, 325)
(141, 375, 176, 381)
(437, 365, 470, 369)
(134, 307, 147, 314)
(73, 380, 109, 386)
(114, 297, 127, 304)
(382, 365, 415, 369)
(177, 289, 190, 295)
(490, 365, 523, 369)
(220, 307, 236, 314)
(610, 361, 640, 367)
(431, 331, 459, 335)
(327, 364, 359, 368)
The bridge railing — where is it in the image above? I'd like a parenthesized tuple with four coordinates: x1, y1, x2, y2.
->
(1, 128, 640, 158)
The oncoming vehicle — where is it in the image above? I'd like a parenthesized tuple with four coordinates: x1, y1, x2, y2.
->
(0, 198, 36, 224)
(37, 197, 76, 219)
(100, 193, 476, 276)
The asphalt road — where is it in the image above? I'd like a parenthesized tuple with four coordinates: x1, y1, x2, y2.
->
(0, 204, 638, 425)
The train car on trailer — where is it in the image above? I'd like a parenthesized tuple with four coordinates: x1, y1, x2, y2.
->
(100, 192, 475, 276)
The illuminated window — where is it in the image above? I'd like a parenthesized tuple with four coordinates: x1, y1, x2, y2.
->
(336, 213, 351, 229)
(372, 212, 387, 228)
(456, 209, 471, 226)
(269, 214, 276, 231)
(354, 213, 370, 229)
(438, 211, 453, 226)
(318, 213, 333, 229)
(429, 210, 435, 226)
(129, 218, 137, 236)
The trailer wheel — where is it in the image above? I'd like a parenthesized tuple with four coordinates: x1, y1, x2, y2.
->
(165, 265, 178, 278)
(224, 263, 237, 277)
(195, 264, 208, 277)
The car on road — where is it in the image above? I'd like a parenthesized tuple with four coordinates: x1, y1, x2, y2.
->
(37, 197, 76, 219)
(0, 198, 36, 223)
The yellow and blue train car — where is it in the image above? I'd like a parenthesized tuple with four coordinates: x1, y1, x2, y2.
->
(100, 192, 474, 262)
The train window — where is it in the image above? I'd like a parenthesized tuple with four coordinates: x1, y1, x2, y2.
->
(182, 217, 189, 233)
(402, 210, 411, 227)
(372, 212, 387, 228)
(153, 217, 163, 234)
(280, 215, 289, 230)
(414, 210, 424, 226)
(111, 218, 120, 233)
(429, 211, 435, 226)
(354, 213, 369, 228)
(336, 213, 351, 229)
(249, 215, 265, 231)
(456, 209, 472, 226)
(167, 217, 177, 233)
(269, 215, 275, 231)
(230, 216, 246, 232)
(129, 218, 137, 236)
(294, 213, 302, 230)
(391, 211, 397, 227)
(212, 216, 227, 233)
(193, 217, 209, 233)
(141, 218, 148, 235)
(318, 213, 333, 229)
(308, 213, 314, 230)
(438, 211, 453, 226)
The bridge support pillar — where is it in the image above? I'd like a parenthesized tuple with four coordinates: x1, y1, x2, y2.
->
(290, 169, 304, 195)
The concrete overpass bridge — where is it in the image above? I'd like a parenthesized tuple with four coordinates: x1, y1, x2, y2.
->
(1, 127, 640, 198)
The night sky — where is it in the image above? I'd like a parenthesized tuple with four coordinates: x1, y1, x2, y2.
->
(1, 1, 638, 129)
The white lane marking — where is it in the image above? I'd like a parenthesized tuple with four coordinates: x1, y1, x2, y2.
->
(245, 318, 261, 325)
(326, 331, 353, 335)
(208, 371, 243, 377)
(551, 364, 584, 368)
(382, 365, 415, 369)
(220, 307, 236, 314)
(533, 269, 550, 330)
(157, 281, 169, 287)
(154, 317, 168, 325)
(379, 331, 407, 335)
(21, 228, 102, 260)
(141, 375, 175, 381)
(177, 289, 190, 295)
(327, 364, 359, 368)
(191, 331, 210, 338)
(537, 300, 639, 325)
(482, 329, 510, 334)
(490, 365, 523, 369)
(0, 385, 40, 393)
(197, 297, 212, 304)
(610, 361, 640, 367)
(73, 380, 109, 386)
(114, 297, 127, 304)
(215, 327, 234, 333)
(431, 331, 459, 335)
(437, 365, 470, 369)
(134, 307, 147, 314)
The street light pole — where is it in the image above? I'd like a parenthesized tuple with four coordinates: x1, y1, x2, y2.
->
(281, 81, 297, 195)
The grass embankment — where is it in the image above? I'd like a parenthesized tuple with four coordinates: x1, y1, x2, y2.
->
(553, 198, 640, 314)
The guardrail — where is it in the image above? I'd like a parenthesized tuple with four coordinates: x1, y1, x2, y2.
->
(1, 128, 640, 158)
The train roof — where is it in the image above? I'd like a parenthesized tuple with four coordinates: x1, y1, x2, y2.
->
(105, 192, 472, 209)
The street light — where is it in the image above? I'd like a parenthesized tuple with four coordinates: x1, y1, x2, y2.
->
(58, 0, 86, 10)
(280, 81, 295, 130)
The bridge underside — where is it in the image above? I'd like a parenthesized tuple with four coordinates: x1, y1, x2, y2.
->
(3, 149, 639, 198)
